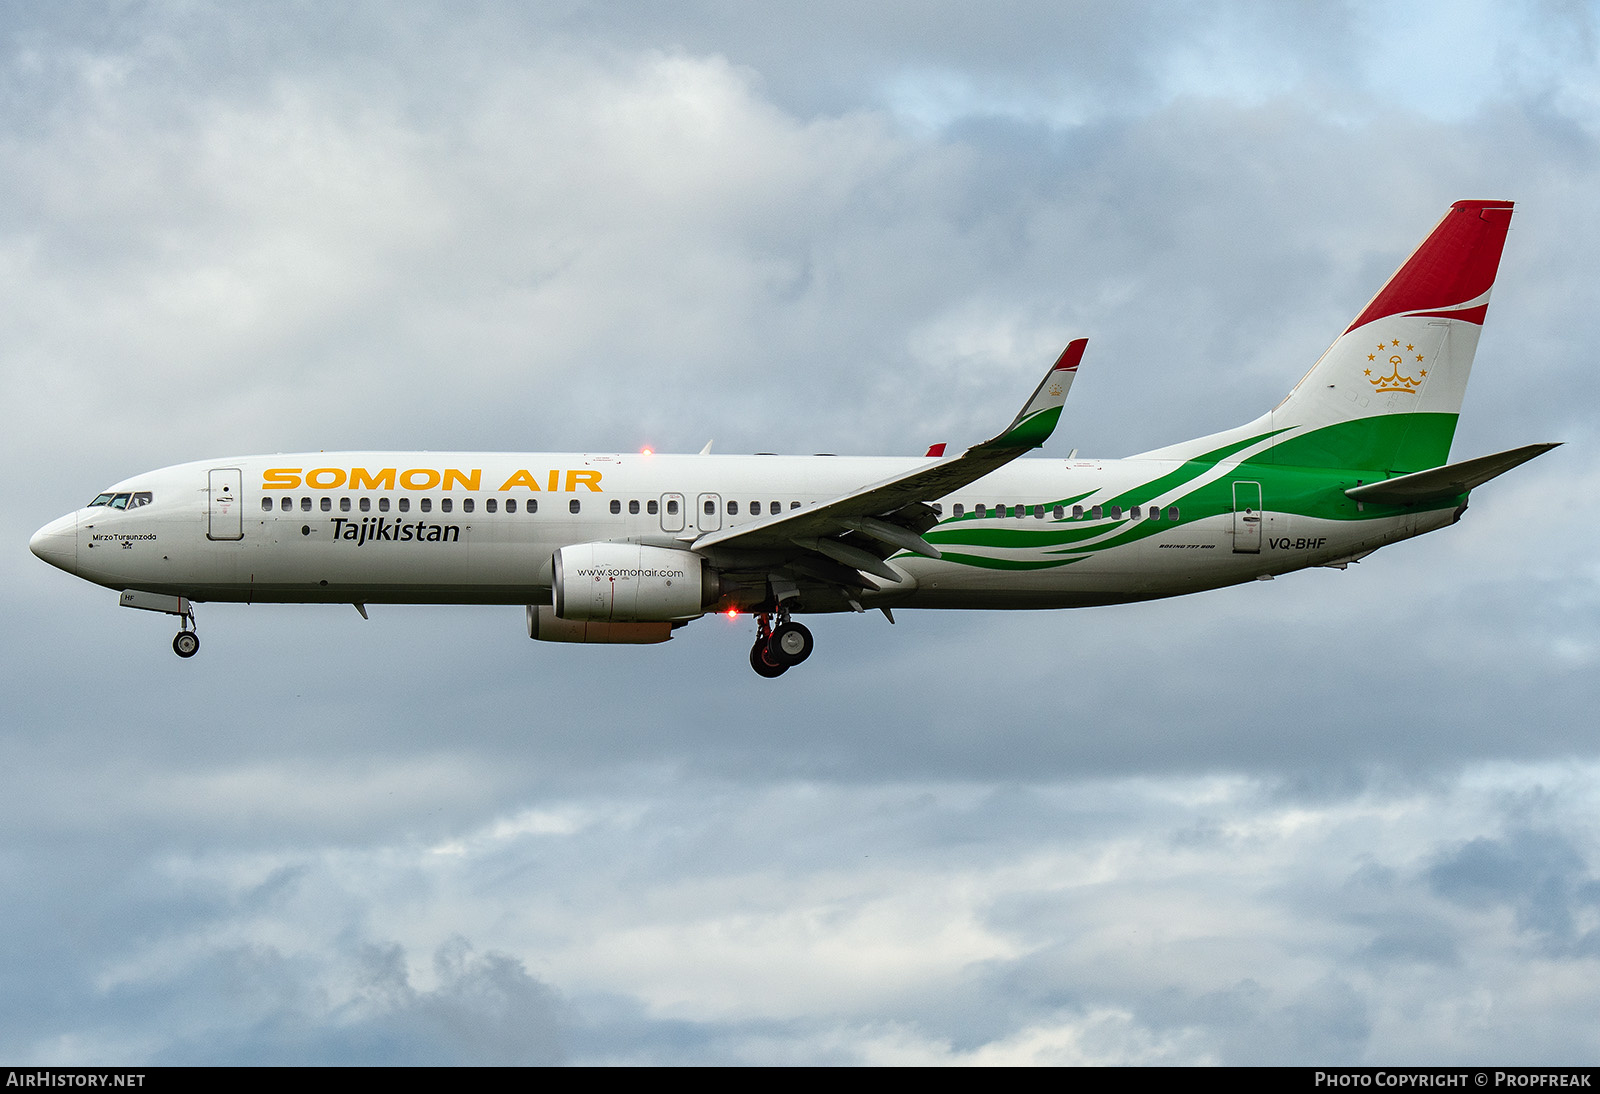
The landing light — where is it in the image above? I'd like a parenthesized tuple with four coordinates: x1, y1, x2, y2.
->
(640, 447, 654, 456)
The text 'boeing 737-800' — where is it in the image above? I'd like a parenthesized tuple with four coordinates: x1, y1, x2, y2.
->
(31, 201, 1557, 676)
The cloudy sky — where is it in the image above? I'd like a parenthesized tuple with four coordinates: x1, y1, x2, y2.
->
(4, 0, 1599, 1065)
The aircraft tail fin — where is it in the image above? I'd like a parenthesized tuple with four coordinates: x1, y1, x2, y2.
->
(1140, 201, 1515, 473)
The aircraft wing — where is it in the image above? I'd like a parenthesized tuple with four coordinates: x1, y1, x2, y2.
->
(1343, 443, 1559, 505)
(691, 340, 1086, 585)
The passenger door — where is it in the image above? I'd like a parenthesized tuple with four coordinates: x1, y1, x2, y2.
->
(208, 468, 244, 541)
(1232, 481, 1262, 554)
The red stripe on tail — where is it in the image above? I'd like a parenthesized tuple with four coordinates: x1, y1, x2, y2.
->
(1344, 200, 1513, 333)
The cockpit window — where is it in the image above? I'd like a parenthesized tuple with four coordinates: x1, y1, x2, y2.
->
(110, 493, 132, 510)
(89, 493, 115, 507)
(128, 492, 152, 509)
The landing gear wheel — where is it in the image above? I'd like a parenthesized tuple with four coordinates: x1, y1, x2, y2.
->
(173, 631, 200, 658)
(749, 638, 788, 677)
(769, 621, 813, 666)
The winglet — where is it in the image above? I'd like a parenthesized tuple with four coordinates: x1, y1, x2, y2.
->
(924, 443, 947, 457)
(988, 338, 1087, 450)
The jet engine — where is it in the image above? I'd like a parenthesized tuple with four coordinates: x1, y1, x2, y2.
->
(551, 542, 715, 622)
(526, 604, 672, 644)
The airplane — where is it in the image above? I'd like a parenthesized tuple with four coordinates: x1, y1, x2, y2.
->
(30, 200, 1557, 677)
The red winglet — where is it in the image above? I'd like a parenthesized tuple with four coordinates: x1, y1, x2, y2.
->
(924, 443, 947, 458)
(1053, 337, 1088, 372)
(1344, 200, 1514, 333)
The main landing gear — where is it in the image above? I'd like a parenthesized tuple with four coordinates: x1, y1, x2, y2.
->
(748, 611, 813, 678)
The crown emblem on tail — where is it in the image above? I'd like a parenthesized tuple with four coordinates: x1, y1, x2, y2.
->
(1364, 338, 1428, 394)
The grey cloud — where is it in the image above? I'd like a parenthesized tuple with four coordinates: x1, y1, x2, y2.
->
(1429, 829, 1600, 956)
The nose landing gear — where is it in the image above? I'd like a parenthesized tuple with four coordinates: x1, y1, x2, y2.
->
(117, 590, 202, 658)
(172, 606, 200, 658)
(748, 611, 813, 677)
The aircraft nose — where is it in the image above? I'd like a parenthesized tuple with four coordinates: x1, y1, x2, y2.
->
(30, 513, 78, 574)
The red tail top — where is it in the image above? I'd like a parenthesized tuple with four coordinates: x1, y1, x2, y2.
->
(1344, 200, 1514, 333)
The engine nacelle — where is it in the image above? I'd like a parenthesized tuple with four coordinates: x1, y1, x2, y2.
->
(552, 542, 711, 622)
(526, 604, 672, 644)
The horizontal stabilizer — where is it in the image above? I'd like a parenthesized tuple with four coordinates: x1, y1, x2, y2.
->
(1344, 443, 1559, 504)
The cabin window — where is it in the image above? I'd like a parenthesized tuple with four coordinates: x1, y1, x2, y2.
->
(261, 498, 272, 511)
(570, 499, 581, 514)
(790, 501, 800, 509)
(486, 498, 497, 514)
(1167, 506, 1180, 521)
(953, 504, 964, 517)
(610, 500, 622, 515)
(505, 499, 517, 514)
(1072, 505, 1083, 519)
(1091, 505, 1102, 519)
(1054, 506, 1065, 519)
(528, 499, 538, 514)
(629, 500, 640, 515)
(398, 497, 410, 513)
(321, 498, 332, 512)
(1017, 505, 1027, 519)
(281, 497, 292, 512)
(704, 499, 715, 516)
(301, 497, 312, 512)
(462, 499, 474, 514)
(666, 499, 678, 516)
(1110, 506, 1122, 519)
(441, 498, 453, 513)
(1130, 505, 1141, 519)
(339, 497, 351, 512)
(647, 500, 658, 515)
(360, 497, 371, 513)
(727, 501, 739, 515)
(420, 498, 432, 513)
(975, 504, 987, 518)
(769, 501, 780, 515)
(379, 497, 390, 513)
(1035, 505, 1046, 519)
(932, 504, 943, 516)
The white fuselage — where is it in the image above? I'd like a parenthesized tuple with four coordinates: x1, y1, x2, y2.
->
(30, 450, 1447, 614)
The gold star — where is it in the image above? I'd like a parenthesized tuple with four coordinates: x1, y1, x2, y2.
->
(1419, 369, 1428, 377)
(1391, 339, 1400, 346)
(1368, 354, 1376, 361)
(1406, 344, 1414, 351)
(1416, 354, 1424, 362)
(1377, 343, 1386, 352)
(1364, 368, 1372, 376)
